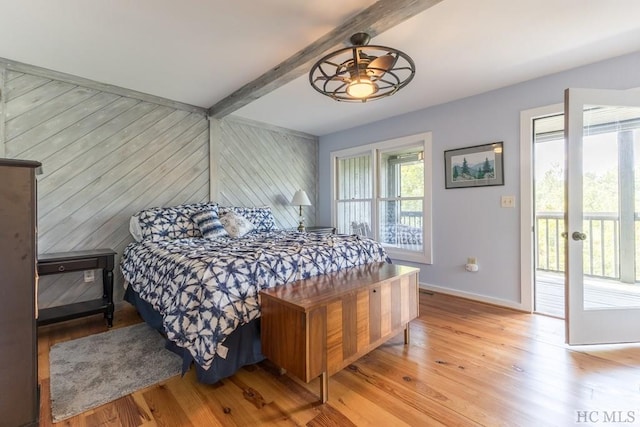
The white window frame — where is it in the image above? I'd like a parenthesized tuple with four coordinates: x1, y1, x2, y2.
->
(331, 132, 433, 264)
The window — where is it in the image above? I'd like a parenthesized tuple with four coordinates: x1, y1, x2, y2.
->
(331, 132, 432, 264)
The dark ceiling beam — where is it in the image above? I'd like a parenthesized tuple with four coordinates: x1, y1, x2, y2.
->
(208, 0, 444, 118)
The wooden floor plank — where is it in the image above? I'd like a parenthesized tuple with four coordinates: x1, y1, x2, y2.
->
(232, 366, 320, 425)
(197, 378, 265, 426)
(37, 292, 640, 426)
(332, 364, 471, 426)
(315, 376, 414, 427)
(88, 395, 148, 427)
(142, 384, 193, 427)
(306, 403, 357, 427)
(162, 371, 225, 427)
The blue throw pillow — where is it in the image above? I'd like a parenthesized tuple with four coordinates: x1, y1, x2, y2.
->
(136, 202, 217, 241)
(192, 209, 228, 239)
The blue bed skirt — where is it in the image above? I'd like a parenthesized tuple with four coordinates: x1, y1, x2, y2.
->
(124, 285, 265, 384)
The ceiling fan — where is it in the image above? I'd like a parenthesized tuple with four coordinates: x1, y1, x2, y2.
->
(309, 32, 415, 102)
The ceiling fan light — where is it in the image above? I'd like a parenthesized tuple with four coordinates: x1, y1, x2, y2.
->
(346, 79, 377, 98)
(309, 32, 415, 103)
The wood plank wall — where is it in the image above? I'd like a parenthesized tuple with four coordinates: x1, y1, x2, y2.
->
(0, 60, 319, 311)
(0, 63, 209, 308)
(211, 116, 319, 229)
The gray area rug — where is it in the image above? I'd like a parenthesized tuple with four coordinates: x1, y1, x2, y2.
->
(49, 322, 182, 422)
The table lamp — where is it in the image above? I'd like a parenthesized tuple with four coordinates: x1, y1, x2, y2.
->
(291, 189, 312, 231)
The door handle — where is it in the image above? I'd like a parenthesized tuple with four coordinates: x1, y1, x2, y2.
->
(572, 231, 587, 241)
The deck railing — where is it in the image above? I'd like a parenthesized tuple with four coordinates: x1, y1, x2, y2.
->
(400, 211, 423, 229)
(535, 212, 634, 280)
(341, 209, 423, 236)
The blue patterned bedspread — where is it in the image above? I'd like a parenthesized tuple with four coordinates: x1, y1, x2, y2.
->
(121, 231, 389, 371)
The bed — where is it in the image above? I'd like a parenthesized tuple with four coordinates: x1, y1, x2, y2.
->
(120, 202, 390, 383)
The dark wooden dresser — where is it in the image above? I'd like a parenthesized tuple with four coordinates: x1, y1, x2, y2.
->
(0, 158, 40, 426)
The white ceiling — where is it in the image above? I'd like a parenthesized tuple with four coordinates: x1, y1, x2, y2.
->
(2, 0, 640, 136)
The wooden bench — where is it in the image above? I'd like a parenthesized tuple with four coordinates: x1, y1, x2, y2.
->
(259, 262, 419, 403)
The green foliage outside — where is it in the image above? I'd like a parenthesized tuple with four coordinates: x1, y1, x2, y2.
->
(398, 161, 424, 214)
(535, 161, 638, 279)
(535, 162, 619, 213)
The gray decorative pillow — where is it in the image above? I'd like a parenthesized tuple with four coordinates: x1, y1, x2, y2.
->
(220, 211, 254, 238)
(191, 209, 228, 239)
(218, 206, 278, 232)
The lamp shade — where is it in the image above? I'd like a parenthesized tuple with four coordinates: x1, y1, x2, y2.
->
(291, 190, 312, 206)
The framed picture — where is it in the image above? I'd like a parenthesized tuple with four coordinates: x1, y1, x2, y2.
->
(444, 142, 504, 189)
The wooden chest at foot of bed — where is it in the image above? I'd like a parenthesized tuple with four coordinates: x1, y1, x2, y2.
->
(259, 262, 420, 403)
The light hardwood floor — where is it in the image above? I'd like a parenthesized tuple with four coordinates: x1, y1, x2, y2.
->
(37, 291, 640, 426)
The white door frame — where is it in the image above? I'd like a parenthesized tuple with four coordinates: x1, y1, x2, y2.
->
(519, 103, 563, 313)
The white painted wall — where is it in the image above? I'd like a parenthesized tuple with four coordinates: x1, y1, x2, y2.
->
(318, 50, 640, 308)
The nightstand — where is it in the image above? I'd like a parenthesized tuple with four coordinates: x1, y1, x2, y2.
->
(37, 249, 116, 327)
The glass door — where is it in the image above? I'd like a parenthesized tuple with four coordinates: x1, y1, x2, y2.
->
(565, 88, 640, 344)
(533, 114, 566, 317)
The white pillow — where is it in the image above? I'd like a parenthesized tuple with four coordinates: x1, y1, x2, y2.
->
(220, 211, 254, 238)
(129, 215, 143, 242)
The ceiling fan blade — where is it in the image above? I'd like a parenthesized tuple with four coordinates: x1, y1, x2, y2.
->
(368, 54, 397, 78)
(314, 75, 349, 82)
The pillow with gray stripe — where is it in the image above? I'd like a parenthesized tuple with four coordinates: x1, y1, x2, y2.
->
(192, 209, 228, 239)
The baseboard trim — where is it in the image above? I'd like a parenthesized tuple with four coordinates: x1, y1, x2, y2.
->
(419, 282, 529, 312)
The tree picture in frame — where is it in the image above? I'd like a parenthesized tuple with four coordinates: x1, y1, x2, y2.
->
(445, 142, 504, 189)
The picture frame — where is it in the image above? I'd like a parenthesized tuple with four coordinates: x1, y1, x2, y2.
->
(444, 142, 504, 189)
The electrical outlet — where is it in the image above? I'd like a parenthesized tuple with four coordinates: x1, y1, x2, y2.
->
(84, 270, 95, 283)
(501, 195, 515, 208)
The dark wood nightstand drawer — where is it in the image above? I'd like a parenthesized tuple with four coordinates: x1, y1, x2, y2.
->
(38, 258, 101, 274)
